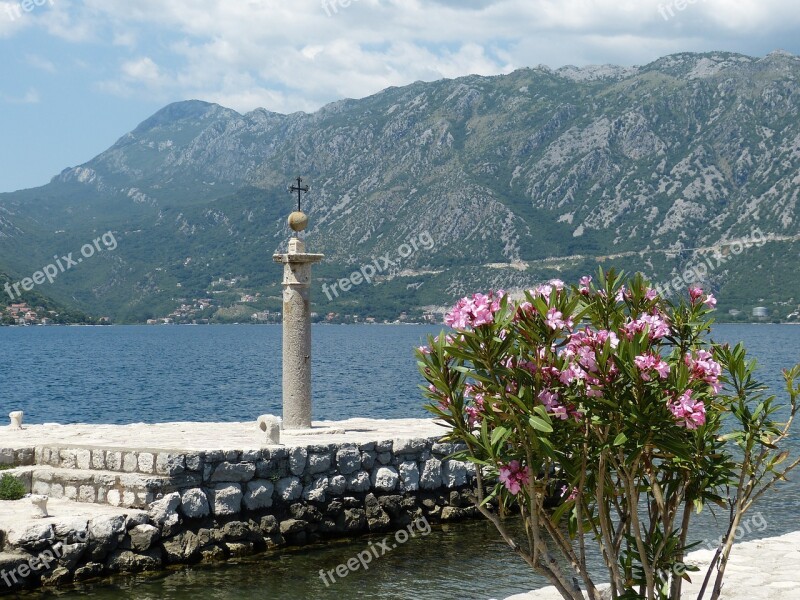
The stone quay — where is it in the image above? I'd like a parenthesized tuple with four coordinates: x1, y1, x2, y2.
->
(0, 418, 479, 593)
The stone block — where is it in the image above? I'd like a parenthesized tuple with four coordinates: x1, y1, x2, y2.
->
(371, 466, 399, 492)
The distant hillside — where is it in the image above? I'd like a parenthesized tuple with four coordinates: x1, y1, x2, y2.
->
(0, 50, 798, 323)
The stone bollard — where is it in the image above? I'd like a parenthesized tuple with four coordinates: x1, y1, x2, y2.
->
(9, 411, 23, 429)
(31, 495, 49, 518)
(257, 415, 282, 445)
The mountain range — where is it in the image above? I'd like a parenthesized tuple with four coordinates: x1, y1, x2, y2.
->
(1, 50, 798, 323)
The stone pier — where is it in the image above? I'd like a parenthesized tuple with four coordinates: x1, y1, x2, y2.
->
(0, 419, 480, 593)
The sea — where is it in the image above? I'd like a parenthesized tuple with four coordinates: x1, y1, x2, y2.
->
(0, 324, 798, 599)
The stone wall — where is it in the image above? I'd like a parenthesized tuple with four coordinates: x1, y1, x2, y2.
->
(0, 437, 480, 593)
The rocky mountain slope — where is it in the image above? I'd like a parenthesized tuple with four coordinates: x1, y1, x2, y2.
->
(0, 50, 798, 322)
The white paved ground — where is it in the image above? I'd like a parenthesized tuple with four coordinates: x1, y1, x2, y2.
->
(1, 418, 448, 451)
(506, 530, 800, 600)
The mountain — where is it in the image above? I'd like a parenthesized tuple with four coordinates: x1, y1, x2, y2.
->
(0, 50, 798, 323)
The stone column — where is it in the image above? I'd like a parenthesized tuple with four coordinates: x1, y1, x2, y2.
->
(273, 236, 324, 430)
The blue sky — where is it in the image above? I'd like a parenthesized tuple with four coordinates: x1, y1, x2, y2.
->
(1, 0, 799, 193)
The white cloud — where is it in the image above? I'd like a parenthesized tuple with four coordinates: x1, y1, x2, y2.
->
(7, 0, 800, 114)
(25, 53, 56, 72)
(1, 87, 40, 104)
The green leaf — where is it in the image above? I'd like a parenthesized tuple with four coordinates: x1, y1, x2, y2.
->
(613, 433, 628, 446)
(529, 415, 553, 433)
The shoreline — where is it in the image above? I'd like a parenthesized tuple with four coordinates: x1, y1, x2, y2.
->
(506, 530, 800, 599)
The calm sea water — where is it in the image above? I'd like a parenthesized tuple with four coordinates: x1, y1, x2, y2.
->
(2, 324, 799, 600)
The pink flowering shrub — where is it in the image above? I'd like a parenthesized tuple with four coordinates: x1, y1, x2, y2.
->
(418, 270, 800, 600)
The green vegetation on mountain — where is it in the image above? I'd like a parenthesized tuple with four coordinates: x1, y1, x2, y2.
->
(0, 50, 798, 323)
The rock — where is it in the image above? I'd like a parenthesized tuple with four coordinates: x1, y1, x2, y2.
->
(259, 515, 279, 535)
(6, 523, 54, 552)
(336, 446, 361, 474)
(289, 447, 307, 476)
(125, 512, 149, 529)
(371, 466, 399, 492)
(41, 566, 71, 586)
(225, 541, 254, 556)
(276, 476, 302, 502)
(365, 494, 391, 531)
(399, 461, 420, 492)
(442, 460, 467, 488)
(200, 545, 227, 561)
(279, 519, 307, 536)
(346, 471, 371, 492)
(244, 479, 275, 510)
(148, 492, 181, 527)
(302, 476, 329, 503)
(57, 542, 88, 570)
(185, 453, 203, 471)
(420, 458, 442, 489)
(377, 452, 393, 465)
(222, 521, 251, 542)
(162, 531, 201, 563)
(74, 562, 104, 581)
(307, 453, 331, 474)
(128, 524, 160, 552)
(107, 548, 163, 572)
(393, 438, 427, 455)
(339, 508, 366, 531)
(155, 453, 186, 476)
(328, 474, 346, 496)
(180, 488, 211, 519)
(209, 484, 243, 516)
(209, 462, 256, 483)
(361, 450, 377, 469)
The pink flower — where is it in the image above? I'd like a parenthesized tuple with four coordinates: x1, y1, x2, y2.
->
(417, 346, 431, 355)
(465, 405, 481, 427)
(499, 460, 531, 495)
(645, 288, 658, 301)
(622, 314, 671, 340)
(560, 485, 579, 501)
(634, 353, 670, 381)
(704, 294, 717, 308)
(539, 389, 568, 420)
(689, 286, 704, 302)
(668, 390, 706, 430)
(685, 350, 722, 393)
(445, 291, 503, 330)
(546, 308, 571, 330)
(559, 363, 586, 385)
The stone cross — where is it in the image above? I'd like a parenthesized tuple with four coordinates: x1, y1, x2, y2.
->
(273, 179, 324, 430)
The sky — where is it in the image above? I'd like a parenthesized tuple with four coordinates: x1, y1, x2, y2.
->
(1, 0, 799, 193)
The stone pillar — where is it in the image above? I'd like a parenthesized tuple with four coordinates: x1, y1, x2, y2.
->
(273, 237, 324, 430)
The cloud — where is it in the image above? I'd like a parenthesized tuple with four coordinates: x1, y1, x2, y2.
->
(6, 0, 800, 114)
(25, 53, 56, 72)
(1, 88, 40, 104)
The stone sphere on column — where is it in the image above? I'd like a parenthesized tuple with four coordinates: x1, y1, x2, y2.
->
(288, 211, 309, 232)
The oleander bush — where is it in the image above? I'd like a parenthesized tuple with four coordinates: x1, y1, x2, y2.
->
(418, 270, 800, 600)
